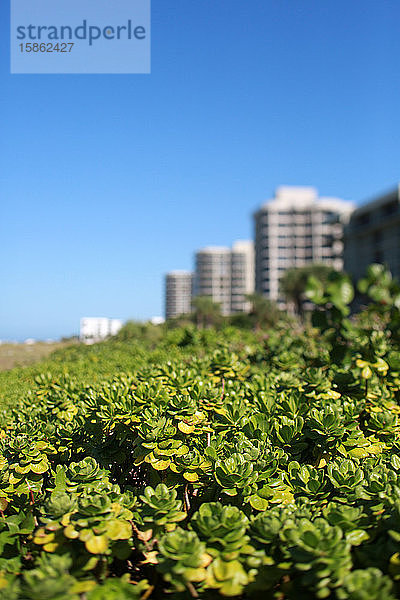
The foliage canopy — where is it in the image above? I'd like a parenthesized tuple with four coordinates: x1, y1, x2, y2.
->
(0, 265, 400, 598)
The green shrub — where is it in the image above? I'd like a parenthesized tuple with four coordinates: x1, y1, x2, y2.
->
(0, 265, 400, 598)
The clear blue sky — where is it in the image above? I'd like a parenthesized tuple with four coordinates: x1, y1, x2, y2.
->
(1, 0, 400, 340)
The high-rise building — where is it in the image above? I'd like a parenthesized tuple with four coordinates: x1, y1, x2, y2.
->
(194, 243, 255, 315)
(194, 247, 232, 315)
(231, 240, 255, 313)
(254, 186, 353, 303)
(165, 271, 194, 320)
(344, 185, 400, 282)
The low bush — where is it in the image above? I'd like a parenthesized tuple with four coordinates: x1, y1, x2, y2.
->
(0, 265, 399, 598)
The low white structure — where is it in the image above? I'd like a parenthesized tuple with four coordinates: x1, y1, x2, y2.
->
(80, 317, 123, 344)
(150, 316, 165, 325)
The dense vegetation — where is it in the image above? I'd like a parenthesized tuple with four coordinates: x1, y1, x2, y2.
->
(1, 265, 400, 599)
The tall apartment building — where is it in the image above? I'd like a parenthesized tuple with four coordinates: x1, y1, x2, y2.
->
(231, 240, 255, 313)
(254, 186, 354, 302)
(194, 243, 255, 315)
(344, 185, 400, 282)
(194, 247, 232, 315)
(165, 271, 194, 320)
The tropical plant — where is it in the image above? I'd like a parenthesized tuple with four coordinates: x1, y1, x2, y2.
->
(0, 265, 399, 598)
(191, 296, 222, 329)
(280, 263, 335, 316)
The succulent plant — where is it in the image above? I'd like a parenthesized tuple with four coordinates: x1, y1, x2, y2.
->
(169, 448, 212, 482)
(367, 410, 399, 439)
(0, 572, 20, 600)
(87, 576, 150, 600)
(157, 528, 210, 592)
(323, 503, 371, 544)
(191, 502, 249, 559)
(54, 457, 110, 494)
(6, 440, 54, 499)
(306, 405, 345, 446)
(34, 492, 133, 560)
(22, 554, 82, 600)
(209, 349, 249, 381)
(2, 264, 400, 598)
(41, 491, 77, 521)
(336, 568, 396, 600)
(141, 438, 189, 472)
(282, 518, 352, 598)
(205, 556, 252, 597)
(327, 459, 365, 495)
(287, 462, 329, 500)
(135, 408, 177, 446)
(214, 453, 258, 497)
(137, 484, 186, 535)
(250, 505, 295, 548)
(274, 415, 305, 448)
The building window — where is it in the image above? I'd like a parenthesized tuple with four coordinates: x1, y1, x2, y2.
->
(382, 201, 397, 216)
(356, 213, 370, 226)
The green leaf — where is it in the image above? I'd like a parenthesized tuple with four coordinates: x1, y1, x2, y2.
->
(183, 472, 199, 482)
(305, 276, 325, 304)
(107, 520, 132, 541)
(346, 529, 369, 546)
(249, 494, 268, 511)
(30, 459, 49, 474)
(85, 535, 109, 554)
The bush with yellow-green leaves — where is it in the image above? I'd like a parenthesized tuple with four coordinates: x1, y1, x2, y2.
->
(1, 264, 400, 598)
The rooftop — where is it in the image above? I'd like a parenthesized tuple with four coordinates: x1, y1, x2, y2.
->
(258, 185, 354, 213)
(350, 184, 400, 217)
(196, 246, 231, 254)
(166, 270, 193, 276)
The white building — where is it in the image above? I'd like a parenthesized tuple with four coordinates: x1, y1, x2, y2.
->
(254, 186, 354, 303)
(231, 240, 255, 313)
(80, 317, 123, 344)
(194, 242, 255, 315)
(165, 271, 194, 320)
(194, 247, 232, 315)
(150, 316, 166, 325)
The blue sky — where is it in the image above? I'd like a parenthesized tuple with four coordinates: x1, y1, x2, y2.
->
(1, 0, 400, 340)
